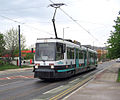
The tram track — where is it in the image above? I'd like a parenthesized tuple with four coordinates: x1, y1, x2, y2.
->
(0, 69, 96, 100)
(0, 61, 115, 100)
(49, 76, 93, 100)
(31, 69, 101, 100)
(46, 62, 115, 100)
(2, 81, 59, 100)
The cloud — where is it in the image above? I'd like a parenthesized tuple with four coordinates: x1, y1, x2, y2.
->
(0, 0, 120, 47)
(0, 0, 53, 19)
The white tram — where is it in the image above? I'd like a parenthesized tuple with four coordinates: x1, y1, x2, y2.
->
(33, 38, 97, 80)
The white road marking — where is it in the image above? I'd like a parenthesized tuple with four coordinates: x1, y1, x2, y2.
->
(43, 85, 69, 94)
(69, 78, 80, 83)
(43, 85, 64, 94)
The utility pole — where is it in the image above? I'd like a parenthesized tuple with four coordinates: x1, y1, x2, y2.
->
(18, 25, 21, 67)
(49, 3, 65, 39)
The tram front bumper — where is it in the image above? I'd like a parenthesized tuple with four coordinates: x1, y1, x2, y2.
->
(34, 68, 71, 79)
(34, 69, 55, 78)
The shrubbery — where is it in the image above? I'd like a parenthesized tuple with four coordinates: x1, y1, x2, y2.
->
(0, 60, 4, 65)
(117, 68, 120, 82)
(24, 53, 34, 60)
(0, 58, 10, 66)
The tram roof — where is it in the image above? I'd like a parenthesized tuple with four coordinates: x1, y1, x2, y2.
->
(36, 38, 97, 53)
(36, 38, 79, 46)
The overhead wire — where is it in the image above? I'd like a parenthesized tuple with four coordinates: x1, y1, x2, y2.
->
(0, 15, 25, 24)
(49, 0, 102, 42)
(77, 20, 112, 26)
(0, 6, 46, 12)
(0, 14, 53, 36)
(0, 1, 107, 45)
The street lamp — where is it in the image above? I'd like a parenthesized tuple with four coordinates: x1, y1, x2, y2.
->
(104, 43, 107, 49)
(104, 43, 107, 59)
(63, 27, 69, 39)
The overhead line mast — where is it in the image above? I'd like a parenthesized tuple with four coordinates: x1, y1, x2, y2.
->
(49, 3, 65, 39)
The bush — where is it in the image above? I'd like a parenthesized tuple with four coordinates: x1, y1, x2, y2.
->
(0, 59, 4, 65)
(24, 53, 34, 60)
(117, 68, 120, 82)
(0, 58, 10, 65)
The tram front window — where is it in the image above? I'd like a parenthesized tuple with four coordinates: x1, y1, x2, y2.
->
(35, 43, 55, 61)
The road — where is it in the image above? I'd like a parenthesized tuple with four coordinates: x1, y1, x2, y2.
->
(0, 61, 115, 100)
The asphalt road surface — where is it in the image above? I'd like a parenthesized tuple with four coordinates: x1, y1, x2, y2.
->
(0, 61, 115, 100)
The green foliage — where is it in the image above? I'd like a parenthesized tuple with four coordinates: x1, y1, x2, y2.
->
(107, 17, 120, 59)
(24, 53, 34, 60)
(0, 34, 5, 56)
(4, 28, 26, 60)
(0, 60, 4, 65)
(117, 68, 120, 82)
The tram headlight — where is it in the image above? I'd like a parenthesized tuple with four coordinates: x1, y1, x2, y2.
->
(51, 65, 54, 69)
(35, 64, 38, 68)
(49, 63, 54, 69)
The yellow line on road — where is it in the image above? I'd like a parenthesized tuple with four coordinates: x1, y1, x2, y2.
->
(50, 76, 93, 100)
(51, 62, 118, 100)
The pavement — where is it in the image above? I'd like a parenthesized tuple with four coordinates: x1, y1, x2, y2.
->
(0, 67, 33, 74)
(65, 62, 120, 100)
(0, 67, 33, 81)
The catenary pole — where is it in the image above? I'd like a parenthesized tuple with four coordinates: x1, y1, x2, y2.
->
(18, 25, 21, 67)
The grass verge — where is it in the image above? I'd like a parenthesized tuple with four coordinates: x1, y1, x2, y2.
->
(117, 68, 120, 82)
(0, 64, 32, 71)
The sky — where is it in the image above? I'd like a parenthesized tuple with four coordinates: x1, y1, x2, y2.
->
(0, 0, 120, 48)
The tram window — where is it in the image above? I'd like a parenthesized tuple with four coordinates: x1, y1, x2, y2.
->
(91, 53, 94, 58)
(94, 54, 96, 58)
(94, 54, 97, 59)
(67, 48, 74, 59)
(90, 53, 92, 58)
(83, 51, 86, 59)
(67, 48, 71, 59)
(94, 53, 96, 60)
(71, 48, 74, 59)
(56, 43, 64, 60)
(90, 52, 93, 59)
(88, 52, 91, 58)
(67, 48, 70, 59)
(79, 50, 83, 59)
(76, 49, 79, 58)
(62, 44, 66, 53)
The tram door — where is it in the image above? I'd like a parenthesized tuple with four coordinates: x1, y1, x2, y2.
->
(76, 49, 79, 68)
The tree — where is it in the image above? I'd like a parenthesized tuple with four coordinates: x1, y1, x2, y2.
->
(24, 53, 34, 60)
(0, 33, 5, 56)
(107, 16, 120, 59)
(4, 28, 26, 60)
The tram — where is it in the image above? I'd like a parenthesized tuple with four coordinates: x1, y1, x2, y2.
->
(33, 3, 98, 80)
(33, 38, 97, 80)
